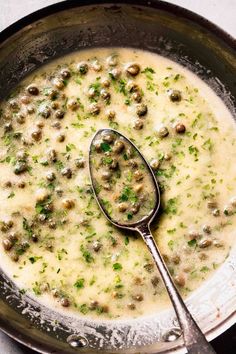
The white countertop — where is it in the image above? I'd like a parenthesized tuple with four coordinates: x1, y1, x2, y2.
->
(0, 1, 235, 353)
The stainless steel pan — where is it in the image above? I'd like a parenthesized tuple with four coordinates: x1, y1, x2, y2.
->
(0, 1, 235, 353)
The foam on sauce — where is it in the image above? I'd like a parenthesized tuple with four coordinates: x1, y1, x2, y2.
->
(0, 48, 236, 319)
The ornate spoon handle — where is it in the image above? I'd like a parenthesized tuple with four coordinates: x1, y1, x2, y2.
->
(137, 223, 216, 354)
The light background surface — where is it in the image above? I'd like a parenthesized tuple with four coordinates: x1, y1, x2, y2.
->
(0, 0, 235, 353)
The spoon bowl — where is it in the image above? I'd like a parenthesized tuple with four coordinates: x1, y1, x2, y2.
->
(89, 128, 216, 354)
(89, 128, 160, 229)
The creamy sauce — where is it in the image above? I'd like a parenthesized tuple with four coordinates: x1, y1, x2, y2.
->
(0, 48, 236, 320)
(90, 129, 157, 225)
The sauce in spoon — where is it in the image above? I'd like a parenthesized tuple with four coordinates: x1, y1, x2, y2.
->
(89, 129, 159, 226)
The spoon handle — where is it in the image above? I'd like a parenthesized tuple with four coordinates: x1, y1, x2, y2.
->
(137, 224, 216, 354)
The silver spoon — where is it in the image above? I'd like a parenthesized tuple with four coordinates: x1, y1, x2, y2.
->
(89, 128, 216, 354)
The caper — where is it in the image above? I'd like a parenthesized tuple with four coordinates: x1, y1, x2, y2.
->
(94, 139, 102, 152)
(37, 214, 47, 224)
(89, 103, 100, 115)
(77, 62, 88, 75)
(40, 107, 51, 118)
(10, 253, 19, 262)
(127, 303, 136, 310)
(55, 109, 65, 119)
(4, 123, 12, 132)
(2, 238, 13, 251)
(198, 252, 208, 260)
(126, 63, 140, 76)
(101, 131, 115, 143)
(118, 202, 128, 212)
(27, 106, 35, 114)
(109, 159, 118, 170)
(133, 170, 143, 181)
(75, 157, 85, 168)
(109, 68, 121, 80)
(131, 203, 140, 215)
(202, 225, 211, 234)
(136, 103, 147, 117)
(168, 89, 182, 102)
(67, 98, 78, 111)
(17, 181, 26, 189)
(150, 158, 160, 170)
(92, 241, 102, 252)
(51, 102, 59, 110)
(91, 60, 102, 72)
(133, 118, 143, 130)
(151, 276, 160, 287)
(53, 77, 65, 90)
(132, 294, 143, 302)
(47, 149, 57, 162)
(44, 202, 54, 213)
(199, 238, 212, 248)
(212, 208, 220, 217)
(56, 132, 65, 142)
(100, 89, 111, 101)
(144, 262, 154, 273)
(32, 234, 39, 242)
(132, 91, 142, 102)
(175, 123, 186, 134)
(14, 162, 28, 175)
(157, 126, 169, 138)
(31, 129, 42, 141)
(113, 139, 124, 153)
(60, 297, 70, 307)
(224, 205, 234, 216)
(20, 95, 31, 104)
(126, 80, 139, 92)
(61, 167, 72, 179)
(16, 113, 26, 124)
(51, 121, 61, 129)
(102, 182, 110, 191)
(60, 68, 71, 79)
(27, 85, 39, 96)
(36, 120, 44, 128)
(172, 254, 181, 265)
(106, 109, 116, 120)
(107, 55, 118, 66)
(101, 171, 112, 181)
(164, 153, 172, 161)
(55, 186, 63, 197)
(188, 230, 202, 240)
(46, 171, 56, 181)
(174, 274, 185, 287)
(128, 159, 138, 168)
(89, 300, 99, 310)
(4, 181, 12, 188)
(16, 150, 27, 160)
(48, 89, 58, 100)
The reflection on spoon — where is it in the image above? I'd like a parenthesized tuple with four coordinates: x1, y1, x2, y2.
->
(89, 129, 216, 354)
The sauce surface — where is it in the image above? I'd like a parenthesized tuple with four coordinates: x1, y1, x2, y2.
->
(90, 129, 157, 225)
(0, 48, 236, 319)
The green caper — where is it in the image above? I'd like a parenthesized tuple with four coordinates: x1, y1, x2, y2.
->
(77, 62, 88, 75)
(27, 85, 39, 96)
(136, 103, 147, 117)
(126, 63, 140, 76)
(168, 89, 182, 102)
(75, 157, 85, 168)
(14, 162, 28, 175)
